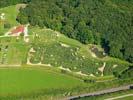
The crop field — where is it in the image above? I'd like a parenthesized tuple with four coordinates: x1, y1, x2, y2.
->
(0, 67, 132, 100)
(0, 67, 86, 98)
(28, 27, 131, 77)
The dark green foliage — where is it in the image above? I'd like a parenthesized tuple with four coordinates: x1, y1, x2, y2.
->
(91, 47, 106, 58)
(0, 0, 30, 8)
(16, 8, 28, 24)
(31, 42, 102, 75)
(113, 71, 120, 78)
(119, 66, 133, 79)
(83, 79, 95, 83)
(16, 0, 133, 63)
(0, 0, 21, 8)
(4, 22, 11, 29)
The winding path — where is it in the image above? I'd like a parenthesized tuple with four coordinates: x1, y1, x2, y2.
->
(63, 84, 133, 100)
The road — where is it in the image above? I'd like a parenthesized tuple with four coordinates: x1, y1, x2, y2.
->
(63, 84, 133, 100)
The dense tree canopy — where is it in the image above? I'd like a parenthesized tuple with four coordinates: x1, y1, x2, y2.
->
(1, 0, 133, 63)
(119, 66, 133, 79)
(0, 0, 30, 8)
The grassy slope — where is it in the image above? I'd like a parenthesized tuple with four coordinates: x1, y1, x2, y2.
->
(0, 5, 27, 65)
(0, 66, 132, 100)
(117, 96, 133, 100)
(29, 27, 131, 77)
(0, 4, 132, 77)
(0, 5, 19, 35)
(0, 4, 132, 100)
(0, 37, 29, 65)
(0, 67, 85, 95)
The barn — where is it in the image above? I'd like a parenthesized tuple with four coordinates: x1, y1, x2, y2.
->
(11, 25, 25, 36)
(5, 24, 29, 42)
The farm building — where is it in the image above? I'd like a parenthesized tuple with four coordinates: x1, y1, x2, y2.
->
(10, 25, 25, 36)
(5, 24, 29, 42)
(6, 25, 28, 36)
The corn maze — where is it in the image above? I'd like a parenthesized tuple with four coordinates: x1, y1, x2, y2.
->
(27, 28, 130, 77)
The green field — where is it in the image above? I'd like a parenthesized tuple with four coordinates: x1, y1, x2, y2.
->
(0, 67, 132, 100)
(0, 5, 19, 35)
(117, 96, 133, 100)
(0, 67, 85, 96)
(0, 37, 28, 65)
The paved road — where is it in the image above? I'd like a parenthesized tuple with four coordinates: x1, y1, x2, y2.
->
(64, 84, 133, 100)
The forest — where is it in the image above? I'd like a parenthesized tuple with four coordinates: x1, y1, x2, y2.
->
(0, 0, 133, 63)
(0, 0, 30, 8)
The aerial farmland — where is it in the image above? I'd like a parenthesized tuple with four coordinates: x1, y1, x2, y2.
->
(0, 0, 133, 100)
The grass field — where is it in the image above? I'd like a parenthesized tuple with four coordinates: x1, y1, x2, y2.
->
(0, 5, 19, 35)
(0, 37, 28, 65)
(0, 67, 132, 100)
(116, 96, 133, 100)
(0, 67, 85, 96)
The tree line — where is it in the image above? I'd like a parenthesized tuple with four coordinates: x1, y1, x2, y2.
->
(0, 0, 30, 8)
(1, 0, 133, 63)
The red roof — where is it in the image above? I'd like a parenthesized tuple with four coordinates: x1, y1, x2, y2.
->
(11, 25, 24, 34)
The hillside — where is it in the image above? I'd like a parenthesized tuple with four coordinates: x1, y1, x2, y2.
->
(0, 2, 133, 100)
(16, 0, 133, 63)
(28, 27, 131, 77)
(0, 5, 19, 35)
(0, 5, 132, 77)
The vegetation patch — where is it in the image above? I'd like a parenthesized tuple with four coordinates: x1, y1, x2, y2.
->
(17, 0, 133, 63)
(28, 27, 131, 77)
(0, 67, 85, 96)
(0, 5, 19, 35)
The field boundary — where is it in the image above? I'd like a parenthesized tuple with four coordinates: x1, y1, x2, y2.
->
(105, 94, 133, 100)
(64, 84, 133, 100)
(0, 64, 21, 67)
